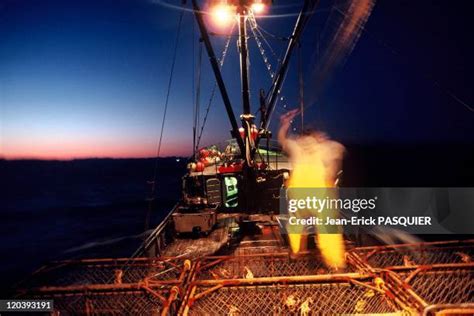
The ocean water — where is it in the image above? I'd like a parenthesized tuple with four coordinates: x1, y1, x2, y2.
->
(1, 158, 186, 294)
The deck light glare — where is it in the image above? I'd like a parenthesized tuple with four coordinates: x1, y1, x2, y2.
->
(251, 2, 265, 14)
(211, 4, 235, 27)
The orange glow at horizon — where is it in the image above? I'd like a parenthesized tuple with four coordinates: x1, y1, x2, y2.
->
(1, 138, 192, 160)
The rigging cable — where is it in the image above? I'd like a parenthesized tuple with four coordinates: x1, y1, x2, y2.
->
(145, 8, 185, 232)
(249, 16, 295, 165)
(255, 23, 289, 42)
(249, 16, 294, 125)
(195, 22, 236, 151)
(192, 18, 196, 158)
(298, 42, 305, 129)
(255, 25, 284, 63)
(249, 15, 276, 79)
(193, 33, 203, 156)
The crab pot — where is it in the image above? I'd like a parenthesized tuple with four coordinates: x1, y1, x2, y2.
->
(16, 240, 473, 315)
(187, 281, 401, 315)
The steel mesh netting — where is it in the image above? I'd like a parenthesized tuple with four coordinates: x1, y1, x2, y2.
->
(18, 258, 186, 315)
(196, 254, 353, 280)
(189, 283, 402, 315)
(31, 289, 167, 315)
(16, 240, 474, 315)
(19, 258, 182, 288)
(401, 269, 474, 305)
(232, 245, 288, 256)
(354, 244, 473, 268)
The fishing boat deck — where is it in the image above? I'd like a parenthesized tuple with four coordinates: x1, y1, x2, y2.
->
(17, 239, 474, 315)
(162, 214, 288, 257)
(190, 156, 292, 176)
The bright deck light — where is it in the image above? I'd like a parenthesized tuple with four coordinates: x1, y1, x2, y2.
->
(211, 4, 235, 27)
(251, 2, 265, 14)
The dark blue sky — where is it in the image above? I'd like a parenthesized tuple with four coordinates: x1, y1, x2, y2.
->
(1, 0, 473, 159)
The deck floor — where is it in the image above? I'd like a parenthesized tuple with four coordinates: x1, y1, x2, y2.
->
(162, 214, 289, 257)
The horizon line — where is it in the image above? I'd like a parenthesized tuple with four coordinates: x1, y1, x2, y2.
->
(0, 155, 189, 162)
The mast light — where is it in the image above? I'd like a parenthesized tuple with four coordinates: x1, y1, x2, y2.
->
(209, 0, 271, 27)
(251, 1, 266, 14)
(210, 3, 236, 27)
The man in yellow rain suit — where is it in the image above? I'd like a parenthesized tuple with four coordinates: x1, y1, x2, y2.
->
(278, 109, 346, 268)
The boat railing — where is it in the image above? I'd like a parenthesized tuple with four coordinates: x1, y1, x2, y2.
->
(131, 202, 180, 258)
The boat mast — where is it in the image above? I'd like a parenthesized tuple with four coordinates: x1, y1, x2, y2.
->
(192, 0, 318, 164)
(192, 0, 256, 166)
(237, 4, 254, 166)
(237, 3, 256, 168)
(238, 7, 251, 116)
(192, 0, 246, 155)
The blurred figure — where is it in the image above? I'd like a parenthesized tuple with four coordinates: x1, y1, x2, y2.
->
(278, 109, 346, 268)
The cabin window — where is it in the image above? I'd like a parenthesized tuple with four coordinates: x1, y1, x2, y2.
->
(224, 176, 238, 207)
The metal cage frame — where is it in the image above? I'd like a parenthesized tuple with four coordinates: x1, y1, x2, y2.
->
(17, 239, 473, 315)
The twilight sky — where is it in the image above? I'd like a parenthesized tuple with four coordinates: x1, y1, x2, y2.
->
(1, 0, 473, 159)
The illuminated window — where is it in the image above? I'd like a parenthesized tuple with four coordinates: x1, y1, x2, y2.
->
(224, 176, 238, 207)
